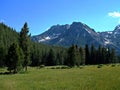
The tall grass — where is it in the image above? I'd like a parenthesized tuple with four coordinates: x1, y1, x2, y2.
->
(0, 65, 120, 90)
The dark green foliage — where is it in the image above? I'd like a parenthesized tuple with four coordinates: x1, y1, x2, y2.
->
(61, 66, 70, 69)
(66, 45, 85, 67)
(30, 42, 42, 66)
(0, 23, 19, 67)
(97, 64, 103, 68)
(85, 44, 90, 65)
(111, 64, 116, 67)
(79, 47, 85, 65)
(65, 44, 118, 67)
(45, 49, 56, 66)
(30, 42, 67, 67)
(90, 45, 96, 64)
(56, 50, 64, 65)
(0, 46, 5, 67)
(19, 22, 31, 71)
(75, 45, 81, 66)
(110, 48, 117, 63)
(6, 43, 24, 73)
(66, 45, 76, 67)
(96, 45, 102, 64)
(0, 22, 119, 71)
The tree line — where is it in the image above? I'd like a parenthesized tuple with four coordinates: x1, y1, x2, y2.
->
(0, 22, 120, 73)
(0, 22, 30, 73)
(66, 44, 118, 67)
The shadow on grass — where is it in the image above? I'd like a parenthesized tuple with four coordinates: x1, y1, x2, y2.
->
(0, 72, 16, 75)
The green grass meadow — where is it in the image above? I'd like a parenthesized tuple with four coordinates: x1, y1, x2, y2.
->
(0, 65, 120, 90)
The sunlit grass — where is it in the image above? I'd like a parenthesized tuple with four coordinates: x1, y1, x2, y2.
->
(0, 64, 120, 90)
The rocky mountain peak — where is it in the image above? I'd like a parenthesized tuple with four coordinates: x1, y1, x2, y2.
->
(32, 22, 105, 47)
(113, 24, 120, 34)
(31, 22, 120, 54)
(115, 24, 120, 29)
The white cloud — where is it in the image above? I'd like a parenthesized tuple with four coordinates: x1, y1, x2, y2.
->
(108, 11, 120, 18)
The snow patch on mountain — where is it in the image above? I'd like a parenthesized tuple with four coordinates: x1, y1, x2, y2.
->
(104, 38, 111, 45)
(85, 28, 91, 34)
(107, 31, 112, 34)
(59, 38, 64, 42)
(39, 36, 51, 42)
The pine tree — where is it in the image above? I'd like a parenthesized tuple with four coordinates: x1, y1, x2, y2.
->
(90, 45, 96, 64)
(6, 43, 24, 73)
(101, 47, 107, 64)
(0, 46, 5, 67)
(46, 49, 55, 66)
(79, 47, 85, 65)
(75, 45, 81, 66)
(30, 43, 42, 66)
(97, 45, 102, 64)
(85, 44, 90, 65)
(19, 22, 31, 71)
(66, 45, 76, 67)
(110, 48, 116, 63)
(106, 47, 111, 64)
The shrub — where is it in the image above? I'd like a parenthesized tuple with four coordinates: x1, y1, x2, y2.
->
(61, 66, 71, 69)
(79, 66, 84, 69)
(97, 64, 103, 68)
(49, 66, 71, 69)
(111, 64, 116, 67)
(56, 66, 61, 69)
(39, 65, 45, 69)
(51, 67, 56, 69)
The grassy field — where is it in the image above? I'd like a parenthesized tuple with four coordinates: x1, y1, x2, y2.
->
(0, 65, 120, 90)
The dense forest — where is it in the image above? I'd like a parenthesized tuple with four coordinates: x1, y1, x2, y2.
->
(0, 23, 120, 73)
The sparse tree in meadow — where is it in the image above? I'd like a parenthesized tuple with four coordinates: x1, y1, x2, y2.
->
(19, 22, 31, 71)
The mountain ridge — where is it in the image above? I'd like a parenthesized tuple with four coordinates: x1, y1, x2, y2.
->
(31, 22, 120, 54)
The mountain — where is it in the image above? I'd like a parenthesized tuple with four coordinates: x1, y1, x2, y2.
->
(32, 22, 105, 47)
(99, 25, 120, 53)
(32, 24, 69, 43)
(31, 22, 120, 54)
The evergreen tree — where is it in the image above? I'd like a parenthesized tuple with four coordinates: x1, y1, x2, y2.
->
(85, 44, 90, 65)
(106, 47, 111, 64)
(101, 47, 107, 64)
(56, 51, 62, 65)
(90, 45, 96, 64)
(96, 45, 102, 64)
(0, 23, 19, 67)
(66, 45, 76, 67)
(19, 22, 31, 71)
(6, 43, 24, 73)
(0, 46, 5, 67)
(30, 42, 42, 66)
(75, 45, 81, 66)
(110, 48, 116, 63)
(79, 47, 85, 65)
(46, 49, 55, 66)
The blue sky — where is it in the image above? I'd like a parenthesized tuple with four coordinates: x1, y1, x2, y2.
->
(0, 0, 120, 35)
